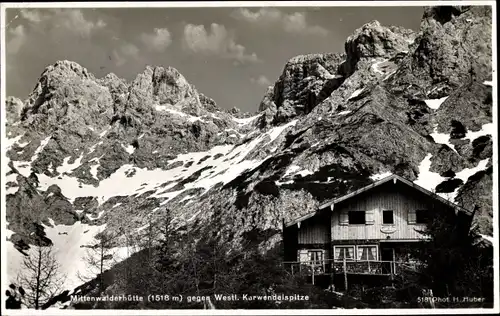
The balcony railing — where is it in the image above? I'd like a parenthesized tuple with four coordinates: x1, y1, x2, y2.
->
(282, 259, 420, 277)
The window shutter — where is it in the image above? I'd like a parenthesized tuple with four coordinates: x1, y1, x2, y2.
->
(339, 211, 349, 226)
(408, 210, 416, 224)
(365, 210, 375, 225)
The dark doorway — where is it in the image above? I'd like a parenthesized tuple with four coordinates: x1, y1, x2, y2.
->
(381, 248, 393, 261)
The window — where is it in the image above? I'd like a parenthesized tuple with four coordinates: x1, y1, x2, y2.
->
(383, 210, 394, 224)
(334, 246, 355, 261)
(348, 211, 366, 225)
(298, 249, 325, 274)
(357, 245, 378, 261)
(416, 209, 430, 224)
(309, 250, 324, 265)
(298, 249, 324, 264)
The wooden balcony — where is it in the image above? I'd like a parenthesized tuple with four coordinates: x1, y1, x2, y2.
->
(283, 259, 419, 277)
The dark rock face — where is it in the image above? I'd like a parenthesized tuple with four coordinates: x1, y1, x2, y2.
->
(416, 6, 492, 86)
(260, 20, 417, 126)
(5, 5, 493, 300)
(268, 53, 346, 123)
(434, 80, 492, 134)
(455, 166, 493, 235)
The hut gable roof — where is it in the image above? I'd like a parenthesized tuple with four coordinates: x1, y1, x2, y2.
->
(284, 174, 472, 228)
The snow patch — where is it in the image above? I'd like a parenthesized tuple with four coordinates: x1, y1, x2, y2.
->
(266, 119, 298, 145)
(88, 141, 103, 155)
(275, 180, 294, 186)
(296, 170, 313, 177)
(11, 136, 52, 177)
(284, 165, 301, 177)
(5, 133, 25, 150)
(480, 234, 494, 244)
(90, 163, 100, 179)
(383, 70, 397, 81)
(6, 222, 107, 292)
(338, 110, 351, 116)
(225, 128, 244, 137)
(186, 209, 203, 222)
(136, 224, 149, 232)
(424, 96, 448, 110)
(483, 80, 492, 86)
(455, 159, 489, 183)
(155, 104, 205, 123)
(371, 59, 389, 74)
(430, 125, 457, 153)
(284, 165, 313, 178)
(36, 137, 266, 206)
(32, 136, 52, 162)
(232, 114, 260, 126)
(464, 123, 493, 142)
(6, 172, 19, 195)
(57, 155, 84, 175)
(436, 159, 489, 201)
(414, 154, 445, 192)
(99, 127, 110, 138)
(86, 210, 105, 221)
(348, 88, 365, 100)
(6, 186, 19, 195)
(180, 195, 194, 203)
(17, 140, 30, 148)
(121, 144, 136, 155)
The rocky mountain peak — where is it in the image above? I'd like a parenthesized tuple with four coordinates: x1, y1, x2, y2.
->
(263, 52, 345, 123)
(19, 60, 113, 134)
(345, 20, 416, 56)
(259, 19, 416, 125)
(42, 60, 95, 80)
(341, 20, 416, 77)
(126, 65, 203, 117)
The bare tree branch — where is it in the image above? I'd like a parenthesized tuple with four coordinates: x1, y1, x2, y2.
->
(16, 244, 66, 309)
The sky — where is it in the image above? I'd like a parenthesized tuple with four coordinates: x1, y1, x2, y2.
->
(4, 5, 425, 113)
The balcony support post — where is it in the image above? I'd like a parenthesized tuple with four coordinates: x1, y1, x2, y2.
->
(343, 257, 348, 291)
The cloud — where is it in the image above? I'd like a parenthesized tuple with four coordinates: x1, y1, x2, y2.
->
(250, 75, 272, 86)
(6, 25, 27, 55)
(112, 43, 140, 67)
(19, 8, 106, 38)
(231, 7, 282, 24)
(282, 12, 329, 36)
(140, 28, 172, 52)
(231, 8, 329, 36)
(183, 23, 260, 64)
(19, 9, 44, 23)
(13, 8, 139, 67)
